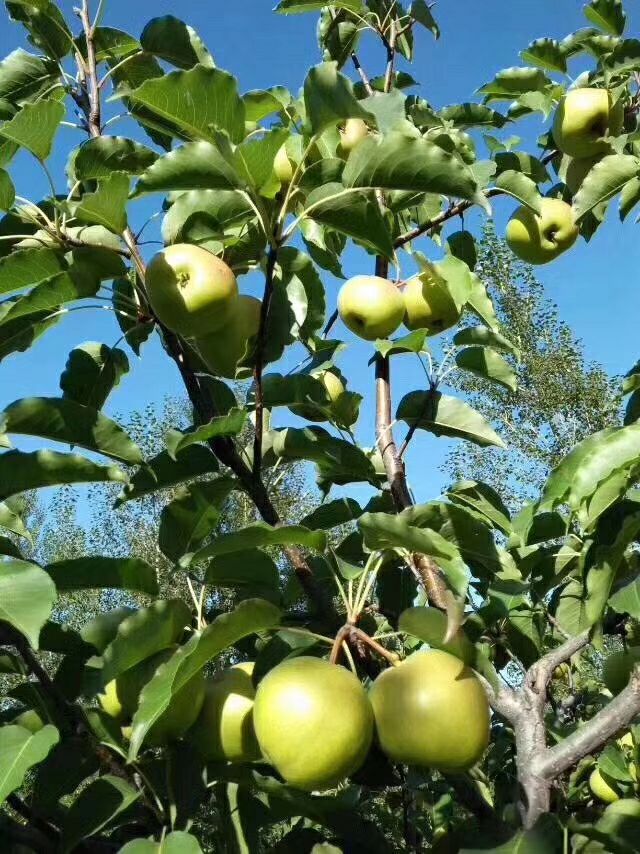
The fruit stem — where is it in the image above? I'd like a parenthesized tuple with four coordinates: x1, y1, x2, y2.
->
(330, 624, 400, 667)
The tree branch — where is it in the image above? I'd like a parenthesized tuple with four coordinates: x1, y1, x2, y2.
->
(252, 244, 279, 483)
(535, 666, 640, 780)
(527, 630, 590, 699)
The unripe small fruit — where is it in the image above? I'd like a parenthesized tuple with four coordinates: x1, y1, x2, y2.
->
(589, 768, 621, 803)
(146, 244, 238, 337)
(339, 118, 369, 156)
(505, 198, 579, 265)
(274, 145, 295, 185)
(338, 276, 405, 341)
(189, 662, 261, 763)
(290, 370, 346, 423)
(369, 650, 490, 772)
(253, 657, 373, 791)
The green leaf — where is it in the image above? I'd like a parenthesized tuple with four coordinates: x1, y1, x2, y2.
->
(303, 61, 374, 135)
(257, 373, 328, 409)
(128, 599, 281, 758)
(243, 87, 291, 123)
(0, 269, 100, 328)
(165, 408, 247, 460)
(120, 66, 245, 144)
(117, 445, 220, 505)
(374, 330, 429, 358)
(0, 48, 58, 102)
(60, 775, 140, 853)
(397, 391, 506, 448)
(467, 272, 500, 330)
(585, 0, 626, 36)
(0, 169, 15, 211)
(0, 499, 31, 541)
(521, 38, 567, 73)
(494, 151, 550, 184)
(300, 498, 364, 530)
(619, 175, 640, 220)
(439, 103, 506, 128)
(206, 550, 281, 602)
(399, 607, 475, 662)
(276, 0, 365, 11)
(0, 248, 67, 298)
(540, 427, 619, 511)
(343, 131, 478, 200)
(271, 426, 379, 490)
(162, 189, 253, 245)
(478, 67, 552, 103)
(134, 141, 242, 196)
(235, 127, 288, 193)
(80, 607, 137, 653)
(68, 173, 130, 234)
(447, 480, 512, 534)
(0, 725, 59, 806)
(0, 305, 61, 362)
(100, 599, 192, 685)
(0, 99, 64, 161)
(456, 347, 518, 392)
(410, 1, 440, 39)
(47, 556, 158, 595)
(555, 581, 590, 635)
(6, 1, 74, 60)
(83, 26, 140, 61)
(160, 477, 238, 563)
(140, 16, 214, 69)
(60, 342, 129, 411)
(70, 136, 158, 180)
(304, 183, 394, 260)
(187, 522, 326, 565)
(0, 449, 126, 503)
(0, 397, 142, 464)
(454, 325, 520, 357)
(607, 38, 640, 75)
(0, 560, 56, 648)
(495, 170, 542, 213)
(572, 154, 640, 220)
(610, 574, 640, 618)
(279, 247, 327, 344)
(359, 512, 468, 596)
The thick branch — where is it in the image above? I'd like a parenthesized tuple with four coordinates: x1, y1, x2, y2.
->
(535, 667, 640, 780)
(252, 244, 279, 482)
(79, 0, 101, 136)
(527, 630, 590, 699)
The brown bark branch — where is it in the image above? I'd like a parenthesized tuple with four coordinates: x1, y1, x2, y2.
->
(252, 244, 278, 483)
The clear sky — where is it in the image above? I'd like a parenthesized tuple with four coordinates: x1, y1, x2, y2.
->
(0, 0, 638, 505)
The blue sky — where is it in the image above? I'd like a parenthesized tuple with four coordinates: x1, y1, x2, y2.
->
(0, 0, 637, 505)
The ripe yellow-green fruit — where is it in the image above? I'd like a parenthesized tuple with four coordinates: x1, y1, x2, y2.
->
(505, 198, 579, 265)
(369, 650, 490, 772)
(589, 768, 621, 803)
(553, 88, 623, 158)
(403, 263, 461, 334)
(146, 244, 238, 337)
(189, 662, 261, 763)
(196, 295, 262, 379)
(603, 648, 640, 695)
(339, 118, 369, 155)
(112, 648, 205, 746)
(338, 276, 405, 341)
(14, 709, 45, 734)
(290, 370, 346, 423)
(274, 144, 295, 185)
(99, 679, 125, 722)
(253, 657, 374, 791)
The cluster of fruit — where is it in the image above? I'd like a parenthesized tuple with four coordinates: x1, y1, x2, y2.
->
(99, 648, 490, 791)
(506, 87, 622, 265)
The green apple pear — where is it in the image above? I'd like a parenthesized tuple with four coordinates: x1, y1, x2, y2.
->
(146, 244, 238, 337)
(338, 275, 405, 341)
(196, 295, 262, 379)
(189, 662, 261, 763)
(339, 118, 369, 156)
(590, 768, 621, 804)
(403, 263, 461, 333)
(274, 144, 295, 185)
(110, 647, 205, 746)
(505, 197, 579, 265)
(553, 88, 623, 158)
(253, 657, 373, 791)
(369, 650, 490, 772)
